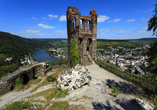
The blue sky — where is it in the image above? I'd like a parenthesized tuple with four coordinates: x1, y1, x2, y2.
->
(0, 0, 156, 39)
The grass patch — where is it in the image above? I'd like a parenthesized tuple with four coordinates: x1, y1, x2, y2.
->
(28, 87, 69, 103)
(111, 84, 120, 94)
(13, 75, 24, 90)
(30, 78, 53, 92)
(51, 72, 61, 79)
(56, 68, 64, 72)
(75, 95, 93, 101)
(47, 76, 56, 82)
(1, 100, 32, 110)
(47, 101, 85, 110)
(35, 71, 42, 77)
(82, 95, 93, 100)
(110, 84, 121, 97)
(0, 53, 6, 58)
(28, 78, 42, 85)
(86, 61, 92, 66)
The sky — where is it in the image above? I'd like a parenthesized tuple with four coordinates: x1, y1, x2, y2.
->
(0, 0, 156, 39)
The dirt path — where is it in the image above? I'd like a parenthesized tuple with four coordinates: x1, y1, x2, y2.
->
(55, 63, 147, 110)
(0, 72, 55, 109)
(86, 63, 148, 97)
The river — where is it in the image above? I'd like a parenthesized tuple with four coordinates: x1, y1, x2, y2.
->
(32, 48, 59, 62)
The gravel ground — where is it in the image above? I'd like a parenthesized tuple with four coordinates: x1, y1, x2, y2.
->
(55, 63, 147, 110)
(0, 63, 149, 110)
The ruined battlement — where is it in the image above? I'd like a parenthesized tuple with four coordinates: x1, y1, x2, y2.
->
(67, 7, 97, 66)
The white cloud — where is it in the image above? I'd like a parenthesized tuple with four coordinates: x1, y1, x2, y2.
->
(97, 15, 109, 22)
(10, 28, 19, 30)
(59, 15, 66, 21)
(140, 27, 148, 30)
(53, 30, 67, 35)
(42, 17, 47, 20)
(113, 19, 121, 22)
(17, 30, 40, 34)
(98, 29, 110, 32)
(25, 30, 40, 33)
(142, 17, 150, 21)
(37, 23, 55, 29)
(127, 19, 135, 22)
(107, 19, 121, 23)
(32, 17, 38, 20)
(26, 26, 37, 30)
(98, 28, 129, 33)
(136, 10, 140, 12)
(48, 14, 58, 20)
(143, 8, 153, 13)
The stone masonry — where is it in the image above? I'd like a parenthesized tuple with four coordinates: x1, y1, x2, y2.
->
(67, 7, 97, 66)
(0, 63, 44, 95)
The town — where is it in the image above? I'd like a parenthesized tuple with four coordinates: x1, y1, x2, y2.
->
(97, 45, 150, 75)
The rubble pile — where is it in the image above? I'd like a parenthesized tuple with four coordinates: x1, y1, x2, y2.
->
(135, 98, 154, 110)
(56, 64, 91, 90)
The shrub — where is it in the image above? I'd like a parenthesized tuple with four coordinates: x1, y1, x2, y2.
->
(111, 84, 120, 94)
(13, 75, 23, 89)
(47, 76, 56, 82)
(153, 95, 157, 105)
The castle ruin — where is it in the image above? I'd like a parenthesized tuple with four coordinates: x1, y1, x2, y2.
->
(67, 7, 97, 66)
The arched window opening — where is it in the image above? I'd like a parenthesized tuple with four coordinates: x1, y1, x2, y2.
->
(88, 21, 89, 29)
(87, 38, 92, 51)
(74, 18, 76, 28)
(80, 19, 82, 28)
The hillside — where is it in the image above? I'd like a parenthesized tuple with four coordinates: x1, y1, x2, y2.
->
(128, 38, 157, 45)
(97, 39, 139, 48)
(0, 31, 51, 78)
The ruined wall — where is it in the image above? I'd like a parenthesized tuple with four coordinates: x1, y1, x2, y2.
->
(0, 64, 44, 95)
(67, 7, 97, 66)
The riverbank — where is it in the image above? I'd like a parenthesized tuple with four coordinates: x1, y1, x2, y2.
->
(45, 48, 61, 59)
(32, 48, 59, 62)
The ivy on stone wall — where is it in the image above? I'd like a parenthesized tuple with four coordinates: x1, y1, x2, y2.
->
(70, 38, 80, 67)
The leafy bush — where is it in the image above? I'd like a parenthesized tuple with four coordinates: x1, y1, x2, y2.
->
(111, 84, 120, 94)
(47, 76, 56, 82)
(153, 95, 157, 105)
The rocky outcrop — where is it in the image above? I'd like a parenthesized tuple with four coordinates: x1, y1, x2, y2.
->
(56, 64, 91, 90)
(135, 98, 154, 110)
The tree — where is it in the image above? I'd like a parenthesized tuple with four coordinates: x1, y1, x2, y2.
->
(148, 0, 157, 36)
(147, 40, 157, 74)
(70, 38, 80, 67)
(147, 0, 157, 81)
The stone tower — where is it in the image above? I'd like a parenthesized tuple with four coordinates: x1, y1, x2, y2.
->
(67, 7, 97, 66)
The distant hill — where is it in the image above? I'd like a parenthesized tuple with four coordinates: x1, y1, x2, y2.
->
(0, 31, 51, 61)
(128, 38, 157, 45)
(97, 39, 139, 48)
(0, 31, 52, 78)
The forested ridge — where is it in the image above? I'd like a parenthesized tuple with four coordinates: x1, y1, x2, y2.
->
(0, 31, 51, 78)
